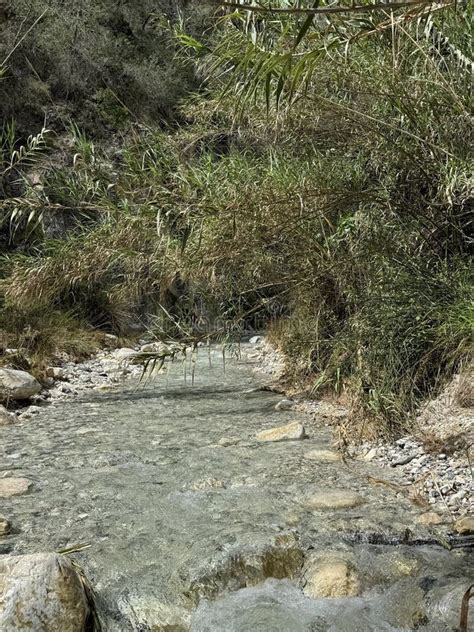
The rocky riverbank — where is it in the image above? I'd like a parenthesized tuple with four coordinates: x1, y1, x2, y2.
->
(251, 338, 473, 529)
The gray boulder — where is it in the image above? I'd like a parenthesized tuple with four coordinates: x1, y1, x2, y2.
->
(0, 369, 41, 401)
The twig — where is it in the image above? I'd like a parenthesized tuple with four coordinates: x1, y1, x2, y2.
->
(219, 0, 453, 16)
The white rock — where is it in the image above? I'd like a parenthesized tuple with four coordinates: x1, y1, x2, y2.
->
(0, 369, 41, 401)
(0, 553, 90, 631)
(249, 335, 263, 345)
(256, 421, 305, 442)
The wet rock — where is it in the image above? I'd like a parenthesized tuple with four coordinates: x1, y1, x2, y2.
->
(218, 436, 240, 447)
(275, 399, 294, 411)
(0, 478, 32, 498)
(0, 553, 90, 631)
(302, 554, 360, 598)
(0, 405, 16, 426)
(302, 489, 365, 510)
(417, 511, 445, 526)
(453, 516, 474, 534)
(387, 553, 419, 577)
(185, 533, 304, 606)
(256, 421, 305, 442)
(119, 595, 191, 632)
(304, 449, 341, 463)
(0, 369, 41, 401)
(0, 515, 11, 536)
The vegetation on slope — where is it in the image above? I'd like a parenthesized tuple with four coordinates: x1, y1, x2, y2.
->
(0, 0, 472, 432)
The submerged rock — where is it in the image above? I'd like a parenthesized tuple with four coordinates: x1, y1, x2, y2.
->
(453, 516, 474, 534)
(302, 489, 365, 510)
(218, 436, 241, 447)
(303, 554, 360, 598)
(304, 449, 341, 463)
(256, 421, 305, 442)
(0, 515, 11, 536)
(0, 369, 41, 401)
(118, 595, 191, 632)
(0, 553, 90, 631)
(0, 478, 32, 498)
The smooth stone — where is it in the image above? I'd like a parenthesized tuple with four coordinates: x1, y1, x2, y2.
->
(0, 478, 32, 498)
(417, 512, 445, 526)
(0, 515, 11, 536)
(275, 399, 294, 411)
(0, 369, 41, 401)
(256, 421, 305, 442)
(303, 555, 360, 598)
(0, 405, 16, 426)
(249, 335, 263, 345)
(453, 516, 474, 534)
(302, 490, 365, 510)
(305, 449, 341, 463)
(0, 553, 90, 631)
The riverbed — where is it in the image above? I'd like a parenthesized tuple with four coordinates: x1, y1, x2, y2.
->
(1, 345, 471, 630)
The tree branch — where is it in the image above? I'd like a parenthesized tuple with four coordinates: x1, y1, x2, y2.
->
(219, 0, 452, 16)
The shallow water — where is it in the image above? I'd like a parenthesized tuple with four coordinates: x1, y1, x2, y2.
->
(1, 346, 471, 630)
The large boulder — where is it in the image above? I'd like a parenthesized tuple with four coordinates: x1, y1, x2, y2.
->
(0, 369, 41, 401)
(0, 553, 90, 631)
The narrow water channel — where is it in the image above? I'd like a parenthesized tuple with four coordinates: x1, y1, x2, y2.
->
(1, 346, 471, 630)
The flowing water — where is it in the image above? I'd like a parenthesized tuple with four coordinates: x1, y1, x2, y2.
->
(1, 345, 471, 631)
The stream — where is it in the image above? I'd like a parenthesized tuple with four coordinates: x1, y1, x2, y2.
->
(1, 345, 471, 631)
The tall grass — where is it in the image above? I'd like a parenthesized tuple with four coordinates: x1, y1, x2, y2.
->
(0, 2, 472, 431)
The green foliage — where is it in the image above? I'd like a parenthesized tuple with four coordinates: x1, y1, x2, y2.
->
(0, 1, 472, 431)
